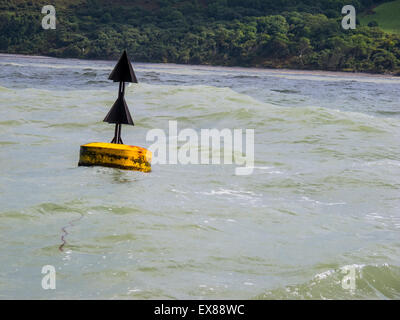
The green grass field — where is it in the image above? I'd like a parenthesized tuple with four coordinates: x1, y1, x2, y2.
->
(360, 0, 400, 33)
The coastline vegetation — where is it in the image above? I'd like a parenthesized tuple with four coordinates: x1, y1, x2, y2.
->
(1, 0, 400, 74)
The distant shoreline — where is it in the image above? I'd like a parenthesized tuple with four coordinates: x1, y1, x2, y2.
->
(1, 52, 399, 80)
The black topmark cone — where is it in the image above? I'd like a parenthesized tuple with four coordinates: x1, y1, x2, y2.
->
(104, 50, 138, 144)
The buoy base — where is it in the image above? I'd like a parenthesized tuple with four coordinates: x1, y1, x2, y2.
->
(78, 142, 152, 172)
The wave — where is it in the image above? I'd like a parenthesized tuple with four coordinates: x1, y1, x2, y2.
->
(232, 75, 261, 79)
(256, 264, 400, 299)
(271, 89, 300, 94)
(85, 80, 110, 85)
(0, 61, 112, 71)
(266, 73, 400, 85)
(1, 82, 399, 135)
(279, 105, 400, 132)
(377, 110, 400, 116)
(0, 85, 11, 92)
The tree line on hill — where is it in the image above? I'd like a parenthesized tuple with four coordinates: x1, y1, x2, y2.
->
(0, 0, 399, 74)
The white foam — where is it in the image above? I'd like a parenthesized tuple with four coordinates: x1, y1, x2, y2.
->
(301, 196, 346, 206)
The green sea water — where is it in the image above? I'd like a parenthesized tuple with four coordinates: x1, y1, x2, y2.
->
(0, 54, 399, 299)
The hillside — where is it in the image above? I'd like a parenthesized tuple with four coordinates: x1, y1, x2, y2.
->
(360, 0, 400, 33)
(1, 0, 400, 74)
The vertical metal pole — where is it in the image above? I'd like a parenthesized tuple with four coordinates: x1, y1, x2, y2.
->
(117, 81, 125, 144)
(111, 123, 118, 143)
(118, 82, 122, 96)
(118, 124, 123, 144)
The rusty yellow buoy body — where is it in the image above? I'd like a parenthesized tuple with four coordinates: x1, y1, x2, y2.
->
(78, 142, 152, 172)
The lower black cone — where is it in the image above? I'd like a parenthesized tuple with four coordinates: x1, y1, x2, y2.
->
(103, 96, 134, 126)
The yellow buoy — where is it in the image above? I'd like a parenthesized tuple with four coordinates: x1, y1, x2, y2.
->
(78, 142, 152, 172)
(78, 51, 151, 173)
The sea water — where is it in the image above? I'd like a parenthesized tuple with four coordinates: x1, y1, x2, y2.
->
(0, 54, 399, 299)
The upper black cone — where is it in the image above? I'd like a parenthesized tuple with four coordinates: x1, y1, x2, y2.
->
(108, 50, 138, 83)
(103, 96, 134, 125)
